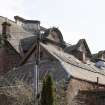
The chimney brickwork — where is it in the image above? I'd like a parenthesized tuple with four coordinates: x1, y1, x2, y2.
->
(2, 22, 11, 39)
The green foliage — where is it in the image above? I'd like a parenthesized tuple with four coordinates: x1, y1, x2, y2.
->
(40, 74, 56, 105)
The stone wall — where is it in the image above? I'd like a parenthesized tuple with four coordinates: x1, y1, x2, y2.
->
(70, 90, 105, 105)
(66, 78, 105, 105)
(0, 44, 21, 74)
(0, 85, 32, 105)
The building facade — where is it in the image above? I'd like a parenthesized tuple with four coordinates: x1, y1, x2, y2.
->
(0, 16, 105, 105)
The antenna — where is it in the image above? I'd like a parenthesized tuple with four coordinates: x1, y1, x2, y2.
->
(33, 21, 40, 105)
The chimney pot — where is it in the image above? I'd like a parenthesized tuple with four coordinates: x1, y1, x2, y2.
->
(2, 22, 11, 39)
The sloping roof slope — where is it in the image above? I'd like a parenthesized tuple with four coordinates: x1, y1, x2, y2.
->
(64, 39, 91, 57)
(92, 50, 105, 62)
(41, 43, 105, 85)
(1, 42, 105, 87)
(1, 60, 68, 87)
(20, 36, 37, 52)
(0, 16, 35, 52)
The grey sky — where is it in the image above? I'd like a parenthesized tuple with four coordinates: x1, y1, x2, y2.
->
(0, 0, 105, 53)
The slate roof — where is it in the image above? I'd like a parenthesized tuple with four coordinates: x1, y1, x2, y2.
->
(19, 27, 66, 55)
(92, 50, 105, 62)
(0, 16, 67, 55)
(0, 16, 36, 52)
(64, 39, 91, 57)
(14, 16, 40, 24)
(41, 43, 105, 85)
(1, 60, 68, 87)
(0, 16, 105, 87)
(0, 16, 47, 53)
(44, 27, 65, 44)
(20, 36, 37, 52)
(64, 44, 76, 52)
(2, 41, 105, 87)
(3, 41, 105, 86)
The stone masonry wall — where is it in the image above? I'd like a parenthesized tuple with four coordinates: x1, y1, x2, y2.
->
(66, 78, 105, 105)
(70, 90, 105, 105)
(0, 46, 21, 74)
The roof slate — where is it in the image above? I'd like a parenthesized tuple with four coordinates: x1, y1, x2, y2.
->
(0, 16, 37, 52)
(20, 36, 37, 52)
(1, 16, 105, 86)
(64, 39, 91, 57)
(41, 43, 105, 85)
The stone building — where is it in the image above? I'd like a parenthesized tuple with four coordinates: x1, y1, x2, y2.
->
(64, 39, 92, 62)
(0, 16, 105, 105)
(92, 50, 105, 62)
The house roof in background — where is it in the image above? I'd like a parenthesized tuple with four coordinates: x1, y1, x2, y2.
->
(92, 50, 105, 61)
(64, 39, 91, 57)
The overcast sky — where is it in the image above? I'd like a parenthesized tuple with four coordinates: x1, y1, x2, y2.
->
(0, 0, 105, 53)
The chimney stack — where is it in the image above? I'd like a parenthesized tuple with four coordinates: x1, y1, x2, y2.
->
(78, 51, 86, 63)
(2, 22, 11, 39)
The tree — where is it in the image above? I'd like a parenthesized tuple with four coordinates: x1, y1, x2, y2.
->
(40, 74, 56, 105)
